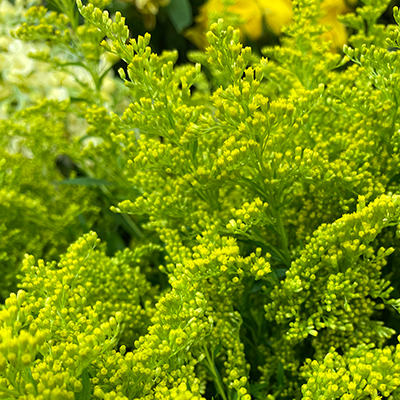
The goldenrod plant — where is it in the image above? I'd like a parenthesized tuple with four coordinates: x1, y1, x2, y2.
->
(2, 0, 400, 399)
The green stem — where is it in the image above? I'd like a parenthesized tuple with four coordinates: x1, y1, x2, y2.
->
(0, 385, 20, 397)
(270, 204, 291, 267)
(203, 345, 228, 400)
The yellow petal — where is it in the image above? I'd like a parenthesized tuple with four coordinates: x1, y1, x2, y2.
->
(320, 0, 352, 49)
(231, 0, 264, 40)
(320, 16, 348, 49)
(321, 0, 351, 15)
(256, 0, 293, 35)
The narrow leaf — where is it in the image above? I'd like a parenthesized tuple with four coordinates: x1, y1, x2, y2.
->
(59, 177, 113, 187)
(75, 368, 91, 400)
(165, 0, 192, 33)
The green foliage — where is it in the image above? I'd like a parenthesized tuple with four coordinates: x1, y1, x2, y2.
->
(165, 0, 193, 33)
(0, 100, 98, 301)
(3, 0, 400, 399)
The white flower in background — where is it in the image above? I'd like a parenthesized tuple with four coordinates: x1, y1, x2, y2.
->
(0, 0, 120, 119)
(4, 40, 35, 81)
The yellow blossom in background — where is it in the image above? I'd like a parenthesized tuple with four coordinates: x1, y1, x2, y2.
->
(120, 0, 169, 29)
(133, 0, 169, 14)
(257, 0, 293, 36)
(186, 0, 292, 47)
(186, 0, 356, 49)
(320, 0, 352, 48)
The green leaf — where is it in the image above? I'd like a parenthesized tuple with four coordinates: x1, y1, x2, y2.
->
(386, 172, 400, 190)
(277, 362, 285, 388)
(59, 177, 113, 187)
(274, 268, 287, 279)
(23, 367, 38, 393)
(249, 382, 269, 393)
(106, 230, 126, 254)
(117, 213, 144, 239)
(165, 0, 192, 33)
(75, 368, 91, 400)
(250, 280, 263, 294)
(249, 382, 269, 400)
(77, 214, 89, 231)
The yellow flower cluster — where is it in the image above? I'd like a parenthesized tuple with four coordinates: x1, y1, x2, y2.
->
(301, 342, 400, 399)
(0, 232, 163, 399)
(263, 194, 400, 392)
